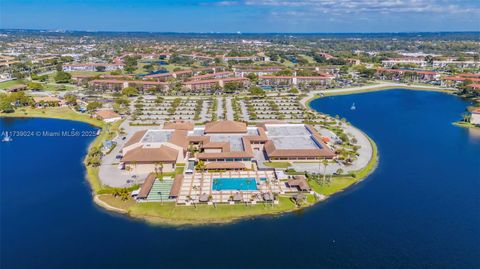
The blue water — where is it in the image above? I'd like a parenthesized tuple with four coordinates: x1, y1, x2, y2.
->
(139, 69, 169, 77)
(1, 89, 479, 269)
(212, 177, 258, 190)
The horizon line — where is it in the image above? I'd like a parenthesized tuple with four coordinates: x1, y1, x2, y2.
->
(1, 28, 479, 35)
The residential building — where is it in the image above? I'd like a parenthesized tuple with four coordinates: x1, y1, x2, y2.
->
(63, 63, 124, 72)
(471, 108, 480, 125)
(120, 121, 335, 174)
(95, 110, 122, 123)
(183, 77, 249, 91)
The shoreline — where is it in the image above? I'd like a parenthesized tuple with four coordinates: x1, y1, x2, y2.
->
(95, 133, 378, 226)
(452, 121, 480, 129)
(0, 97, 381, 227)
(301, 82, 455, 109)
(0, 106, 105, 128)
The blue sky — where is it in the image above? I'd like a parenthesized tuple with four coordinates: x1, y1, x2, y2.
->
(1, 0, 479, 32)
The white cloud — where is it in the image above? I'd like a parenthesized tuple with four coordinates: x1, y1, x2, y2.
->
(215, 1, 241, 6)
(240, 0, 480, 14)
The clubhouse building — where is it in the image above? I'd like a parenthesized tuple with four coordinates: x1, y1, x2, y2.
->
(121, 120, 335, 174)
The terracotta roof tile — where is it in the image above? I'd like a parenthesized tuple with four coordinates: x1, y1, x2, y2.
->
(122, 145, 178, 163)
(124, 130, 147, 147)
(170, 174, 184, 197)
(95, 110, 121, 120)
(138, 173, 156, 199)
(204, 120, 247, 134)
(163, 121, 194, 131)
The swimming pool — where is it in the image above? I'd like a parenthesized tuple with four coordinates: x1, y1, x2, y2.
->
(212, 177, 258, 191)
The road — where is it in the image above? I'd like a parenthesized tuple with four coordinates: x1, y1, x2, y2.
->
(291, 123, 373, 175)
(98, 120, 162, 187)
(225, 97, 234, 120)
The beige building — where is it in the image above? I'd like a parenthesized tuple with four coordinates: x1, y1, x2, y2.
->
(121, 120, 335, 174)
(471, 108, 480, 126)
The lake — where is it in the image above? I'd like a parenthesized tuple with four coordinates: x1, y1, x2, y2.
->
(1, 89, 479, 269)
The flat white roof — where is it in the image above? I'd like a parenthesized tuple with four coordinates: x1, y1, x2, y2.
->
(265, 124, 311, 137)
(265, 124, 320, 150)
(141, 130, 173, 143)
(208, 134, 245, 151)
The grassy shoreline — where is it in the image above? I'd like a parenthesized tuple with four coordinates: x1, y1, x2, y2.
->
(452, 121, 480, 129)
(1, 102, 379, 226)
(0, 106, 104, 127)
(305, 84, 453, 108)
(0, 106, 118, 194)
(99, 129, 379, 226)
(95, 194, 320, 226)
(308, 134, 378, 196)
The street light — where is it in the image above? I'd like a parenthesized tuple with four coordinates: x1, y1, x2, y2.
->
(158, 191, 162, 204)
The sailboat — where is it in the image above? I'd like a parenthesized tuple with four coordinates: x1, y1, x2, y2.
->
(2, 132, 13, 142)
(350, 102, 356, 110)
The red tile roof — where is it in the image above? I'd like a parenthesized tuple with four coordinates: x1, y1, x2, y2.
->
(467, 83, 480, 89)
(122, 145, 178, 163)
(163, 121, 194, 131)
(95, 110, 121, 120)
(124, 130, 147, 147)
(170, 174, 184, 197)
(204, 120, 247, 134)
(90, 79, 126, 84)
(138, 173, 156, 199)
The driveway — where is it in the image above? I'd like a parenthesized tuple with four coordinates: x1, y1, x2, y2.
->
(98, 120, 161, 187)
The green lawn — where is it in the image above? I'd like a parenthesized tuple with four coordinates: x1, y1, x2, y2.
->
(453, 121, 479, 129)
(307, 131, 378, 196)
(308, 177, 357, 196)
(69, 71, 108, 76)
(0, 79, 25, 89)
(97, 194, 137, 209)
(263, 162, 292, 168)
(164, 64, 190, 72)
(128, 196, 310, 225)
(352, 135, 378, 179)
(299, 54, 316, 64)
(41, 82, 77, 91)
(84, 119, 123, 193)
(0, 106, 117, 193)
(0, 106, 104, 127)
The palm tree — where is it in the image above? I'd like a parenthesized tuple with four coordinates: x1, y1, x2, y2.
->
(130, 161, 137, 175)
(322, 158, 329, 185)
(462, 112, 471, 123)
(197, 160, 206, 172)
(154, 161, 164, 180)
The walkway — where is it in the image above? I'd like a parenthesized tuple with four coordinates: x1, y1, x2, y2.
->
(291, 123, 373, 175)
(216, 97, 223, 120)
(225, 97, 234, 120)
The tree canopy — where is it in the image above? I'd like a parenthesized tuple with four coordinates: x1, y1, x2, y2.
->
(54, 71, 72, 83)
(121, 86, 139, 97)
(27, 82, 43, 91)
(250, 86, 265, 96)
(95, 66, 106, 72)
(86, 101, 102, 111)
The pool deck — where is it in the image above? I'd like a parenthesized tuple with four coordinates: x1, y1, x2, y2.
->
(177, 171, 298, 205)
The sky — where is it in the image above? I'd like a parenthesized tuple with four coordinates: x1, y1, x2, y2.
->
(1, 0, 479, 33)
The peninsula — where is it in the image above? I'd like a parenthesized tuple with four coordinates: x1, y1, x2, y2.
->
(1, 31, 478, 225)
